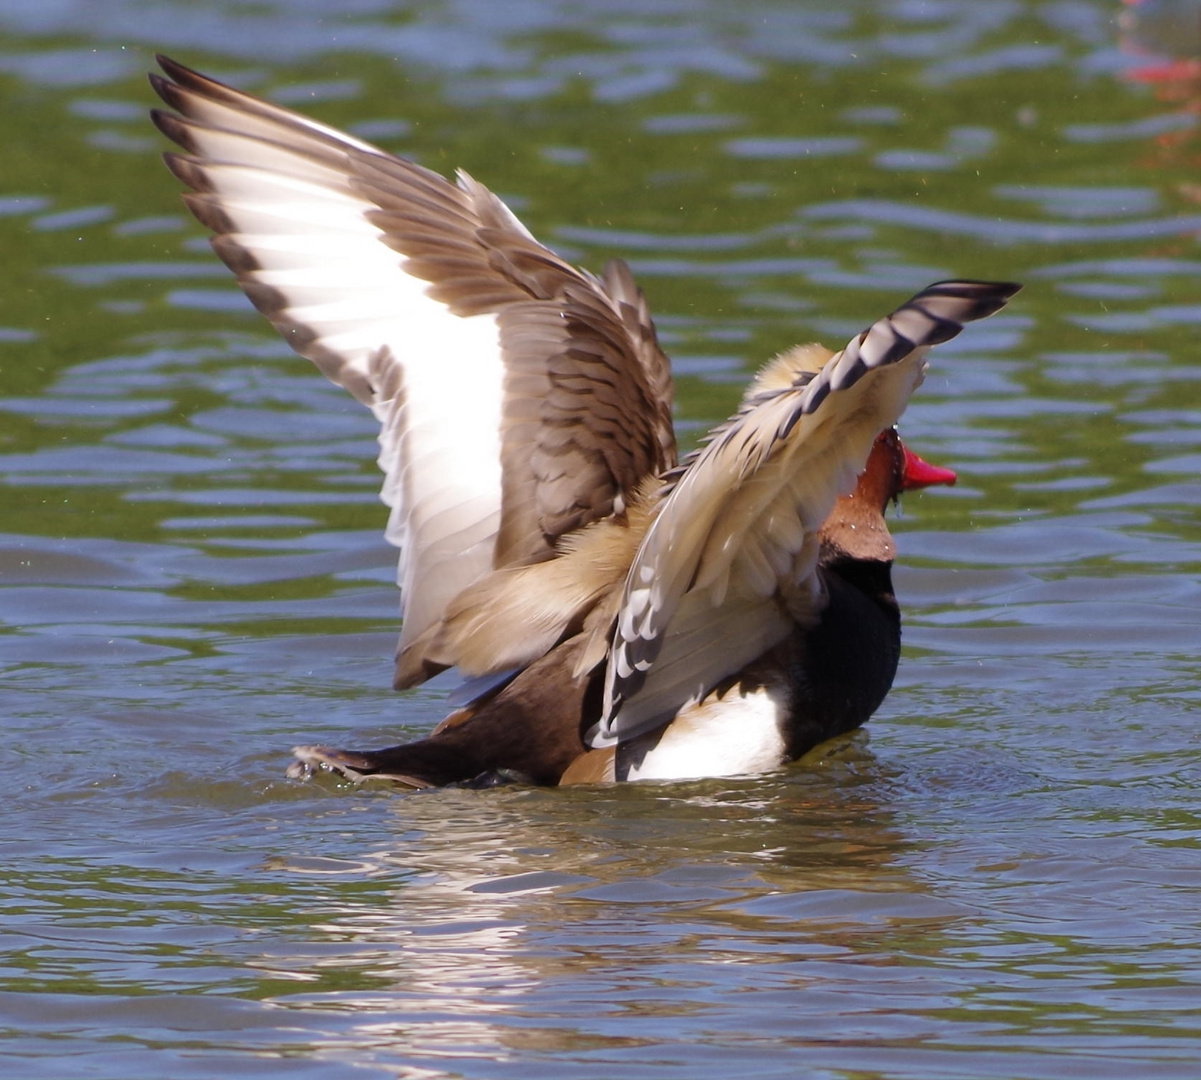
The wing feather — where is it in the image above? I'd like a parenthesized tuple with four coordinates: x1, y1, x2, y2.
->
(591, 279, 1020, 746)
(150, 56, 675, 688)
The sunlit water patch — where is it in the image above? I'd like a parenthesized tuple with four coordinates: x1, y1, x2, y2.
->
(3, 2, 1201, 1078)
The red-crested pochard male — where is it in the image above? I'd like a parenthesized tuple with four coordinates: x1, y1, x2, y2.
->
(149, 56, 1019, 787)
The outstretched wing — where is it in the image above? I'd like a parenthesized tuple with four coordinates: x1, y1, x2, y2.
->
(591, 280, 1020, 746)
(149, 57, 675, 689)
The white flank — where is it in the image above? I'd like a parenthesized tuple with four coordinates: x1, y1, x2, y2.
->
(618, 685, 790, 781)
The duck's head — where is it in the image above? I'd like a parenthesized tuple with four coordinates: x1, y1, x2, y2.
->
(878, 427, 957, 504)
(819, 428, 956, 563)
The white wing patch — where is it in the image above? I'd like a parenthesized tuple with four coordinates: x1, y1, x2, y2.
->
(203, 162, 506, 671)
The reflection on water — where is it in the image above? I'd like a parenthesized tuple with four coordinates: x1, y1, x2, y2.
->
(257, 753, 943, 1067)
(4, 1, 1201, 1077)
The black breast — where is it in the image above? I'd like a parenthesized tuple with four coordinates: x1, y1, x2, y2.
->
(778, 557, 901, 759)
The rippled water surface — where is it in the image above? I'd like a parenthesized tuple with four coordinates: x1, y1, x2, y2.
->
(4, 1, 1201, 1077)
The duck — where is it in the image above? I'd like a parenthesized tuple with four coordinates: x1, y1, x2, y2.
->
(149, 56, 1020, 787)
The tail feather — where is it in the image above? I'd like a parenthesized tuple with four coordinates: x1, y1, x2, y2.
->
(287, 743, 471, 787)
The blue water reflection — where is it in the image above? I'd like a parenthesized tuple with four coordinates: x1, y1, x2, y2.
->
(4, 2, 1201, 1078)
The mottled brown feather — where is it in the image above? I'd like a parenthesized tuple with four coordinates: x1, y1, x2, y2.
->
(150, 55, 680, 685)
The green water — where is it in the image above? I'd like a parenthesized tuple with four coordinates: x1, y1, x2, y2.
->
(3, 2, 1201, 1077)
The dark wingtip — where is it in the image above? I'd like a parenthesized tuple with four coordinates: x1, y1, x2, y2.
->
(924, 279, 1023, 298)
(155, 54, 192, 82)
(925, 278, 1023, 317)
(905, 279, 1023, 330)
(149, 107, 186, 145)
